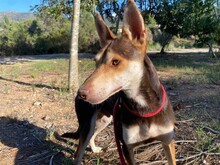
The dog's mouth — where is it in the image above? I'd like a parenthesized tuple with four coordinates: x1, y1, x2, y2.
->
(87, 86, 122, 105)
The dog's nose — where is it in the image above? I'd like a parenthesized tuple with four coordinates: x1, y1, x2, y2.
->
(78, 89, 88, 100)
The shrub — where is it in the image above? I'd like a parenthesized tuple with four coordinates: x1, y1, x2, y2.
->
(0, 11, 100, 56)
(78, 10, 99, 53)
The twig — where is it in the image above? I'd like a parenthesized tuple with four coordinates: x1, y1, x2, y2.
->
(205, 152, 220, 156)
(49, 155, 54, 165)
(28, 151, 50, 159)
(175, 140, 197, 143)
(177, 152, 205, 162)
(203, 126, 220, 134)
(18, 152, 54, 164)
(134, 141, 160, 149)
(139, 160, 167, 165)
(176, 118, 194, 123)
(176, 151, 220, 162)
(138, 152, 220, 165)
(185, 157, 199, 165)
(101, 139, 196, 153)
(136, 140, 197, 150)
(107, 147, 117, 151)
(32, 133, 43, 143)
(30, 153, 54, 163)
(136, 145, 163, 162)
(211, 79, 220, 85)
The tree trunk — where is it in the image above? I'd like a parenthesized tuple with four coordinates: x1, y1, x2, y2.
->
(160, 46, 166, 54)
(115, 16, 120, 35)
(159, 33, 172, 55)
(68, 0, 81, 94)
(208, 42, 217, 58)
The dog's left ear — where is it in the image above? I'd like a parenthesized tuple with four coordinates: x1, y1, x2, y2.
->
(122, 0, 146, 44)
(94, 12, 116, 48)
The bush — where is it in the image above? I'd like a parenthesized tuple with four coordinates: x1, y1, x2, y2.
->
(0, 11, 100, 56)
(78, 10, 99, 53)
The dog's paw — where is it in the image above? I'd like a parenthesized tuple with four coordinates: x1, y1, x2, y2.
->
(92, 146, 103, 153)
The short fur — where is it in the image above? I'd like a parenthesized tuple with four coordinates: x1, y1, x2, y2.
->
(62, 0, 176, 164)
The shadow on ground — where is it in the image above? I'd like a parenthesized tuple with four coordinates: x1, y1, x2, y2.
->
(0, 53, 95, 65)
(0, 76, 68, 92)
(0, 117, 74, 165)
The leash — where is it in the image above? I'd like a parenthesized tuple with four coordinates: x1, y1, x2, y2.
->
(113, 98, 127, 165)
(113, 85, 167, 165)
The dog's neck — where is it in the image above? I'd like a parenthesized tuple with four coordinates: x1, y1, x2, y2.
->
(123, 55, 161, 109)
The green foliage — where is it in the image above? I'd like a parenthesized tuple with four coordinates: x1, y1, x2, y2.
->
(3, 16, 10, 25)
(0, 15, 71, 55)
(0, 9, 99, 56)
(32, 0, 95, 18)
(152, 0, 219, 53)
(32, 0, 73, 19)
(155, 0, 185, 36)
(153, 54, 220, 84)
(214, 19, 220, 44)
(182, 0, 218, 43)
(78, 10, 99, 53)
(153, 29, 173, 53)
(195, 126, 217, 152)
(1, 0, 220, 55)
(96, 0, 126, 34)
(170, 37, 195, 49)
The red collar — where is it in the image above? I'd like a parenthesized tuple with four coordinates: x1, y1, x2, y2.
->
(122, 84, 167, 118)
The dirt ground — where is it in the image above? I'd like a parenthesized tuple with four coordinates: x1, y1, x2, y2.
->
(0, 52, 219, 165)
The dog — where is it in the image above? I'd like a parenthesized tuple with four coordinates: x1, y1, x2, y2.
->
(62, 0, 176, 164)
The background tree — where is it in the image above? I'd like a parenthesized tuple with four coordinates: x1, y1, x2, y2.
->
(32, 0, 97, 93)
(141, 0, 219, 55)
(1, 0, 219, 58)
(181, 0, 218, 58)
(68, 0, 80, 93)
(152, 0, 187, 53)
(96, 0, 126, 34)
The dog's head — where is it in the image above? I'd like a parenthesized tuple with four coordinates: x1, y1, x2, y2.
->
(78, 0, 148, 104)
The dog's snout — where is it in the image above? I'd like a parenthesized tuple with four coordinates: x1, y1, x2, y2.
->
(78, 89, 88, 100)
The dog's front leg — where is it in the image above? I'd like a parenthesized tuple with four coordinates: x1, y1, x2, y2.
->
(122, 143, 135, 165)
(74, 98, 100, 165)
(89, 114, 112, 153)
(162, 139, 176, 165)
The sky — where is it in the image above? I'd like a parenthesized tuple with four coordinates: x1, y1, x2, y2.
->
(0, 0, 41, 12)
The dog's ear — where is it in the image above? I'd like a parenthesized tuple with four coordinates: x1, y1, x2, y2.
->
(94, 13, 116, 48)
(122, 0, 146, 44)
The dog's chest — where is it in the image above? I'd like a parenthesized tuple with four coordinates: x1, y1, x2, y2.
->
(122, 122, 173, 145)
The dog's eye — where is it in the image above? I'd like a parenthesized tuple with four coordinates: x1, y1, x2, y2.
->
(112, 59, 120, 66)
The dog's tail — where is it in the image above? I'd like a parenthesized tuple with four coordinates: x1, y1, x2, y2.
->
(61, 129, 79, 139)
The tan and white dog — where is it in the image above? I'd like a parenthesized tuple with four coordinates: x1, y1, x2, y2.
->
(62, 0, 176, 164)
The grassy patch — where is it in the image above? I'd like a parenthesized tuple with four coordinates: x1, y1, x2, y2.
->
(151, 54, 220, 84)
(78, 59, 95, 84)
(2, 53, 218, 87)
(195, 126, 219, 152)
(0, 59, 69, 78)
(0, 58, 96, 91)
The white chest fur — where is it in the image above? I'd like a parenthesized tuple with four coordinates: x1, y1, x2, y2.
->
(122, 123, 174, 145)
